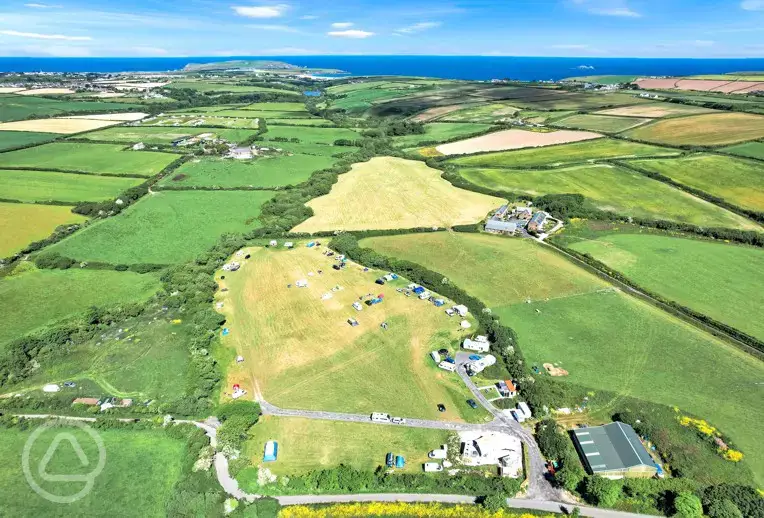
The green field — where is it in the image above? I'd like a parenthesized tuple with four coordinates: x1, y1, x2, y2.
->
(623, 154, 764, 212)
(722, 141, 764, 160)
(0, 142, 177, 176)
(262, 126, 361, 145)
(438, 103, 519, 123)
(160, 153, 339, 189)
(0, 425, 184, 517)
(243, 416, 449, 477)
(243, 102, 308, 112)
(332, 88, 411, 112)
(269, 118, 335, 126)
(0, 169, 143, 203)
(0, 130, 57, 150)
(78, 126, 258, 145)
(362, 232, 764, 485)
(167, 81, 299, 95)
(623, 112, 764, 146)
(264, 141, 356, 157)
(50, 190, 274, 264)
(0, 202, 85, 258)
(554, 114, 652, 133)
(567, 232, 764, 341)
(0, 266, 160, 348)
(140, 114, 260, 129)
(459, 164, 758, 229)
(448, 138, 678, 168)
(391, 122, 494, 148)
(0, 94, 140, 122)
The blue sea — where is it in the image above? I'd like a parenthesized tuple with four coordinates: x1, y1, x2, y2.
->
(2, 56, 764, 81)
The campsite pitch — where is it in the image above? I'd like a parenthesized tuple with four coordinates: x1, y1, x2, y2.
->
(292, 157, 504, 233)
(217, 245, 488, 422)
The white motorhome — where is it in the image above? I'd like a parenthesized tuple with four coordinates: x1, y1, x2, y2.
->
(370, 412, 391, 423)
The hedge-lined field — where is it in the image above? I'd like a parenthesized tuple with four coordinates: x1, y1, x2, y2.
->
(0, 169, 143, 203)
(262, 126, 361, 145)
(0, 130, 56, 151)
(554, 113, 652, 133)
(458, 164, 759, 230)
(723, 141, 764, 160)
(50, 190, 274, 264)
(160, 153, 340, 189)
(77, 126, 258, 145)
(624, 112, 764, 146)
(0, 202, 85, 257)
(0, 142, 177, 176)
(391, 122, 495, 148)
(0, 94, 140, 122)
(166, 81, 299, 95)
(623, 154, 764, 212)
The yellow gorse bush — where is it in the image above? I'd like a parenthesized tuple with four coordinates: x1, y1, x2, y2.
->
(279, 502, 558, 518)
(722, 449, 744, 462)
(678, 416, 717, 436)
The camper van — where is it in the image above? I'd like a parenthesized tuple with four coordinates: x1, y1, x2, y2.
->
(371, 412, 391, 423)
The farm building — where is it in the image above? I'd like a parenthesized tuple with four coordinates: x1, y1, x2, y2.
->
(463, 335, 490, 353)
(572, 422, 658, 479)
(497, 380, 517, 398)
(485, 220, 518, 235)
(527, 211, 548, 232)
(227, 146, 253, 159)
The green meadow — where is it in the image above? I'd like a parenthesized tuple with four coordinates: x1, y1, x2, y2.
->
(269, 118, 335, 126)
(160, 153, 339, 189)
(555, 113, 652, 133)
(439, 102, 519, 123)
(391, 122, 494, 148)
(0, 94, 139, 122)
(0, 426, 184, 518)
(167, 81, 299, 95)
(243, 102, 308, 112)
(722, 141, 764, 160)
(262, 126, 361, 145)
(0, 142, 177, 176)
(78, 126, 258, 146)
(50, 190, 274, 264)
(568, 232, 764, 341)
(623, 154, 764, 212)
(0, 130, 57, 150)
(448, 138, 678, 168)
(458, 164, 759, 230)
(0, 266, 160, 348)
(0, 202, 85, 258)
(0, 169, 143, 203)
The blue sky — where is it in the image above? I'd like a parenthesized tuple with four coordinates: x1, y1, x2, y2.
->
(0, 0, 763, 57)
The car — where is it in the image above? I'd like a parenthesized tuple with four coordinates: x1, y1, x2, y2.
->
(391, 417, 406, 424)
(386, 452, 394, 467)
(437, 404, 446, 412)
(469, 354, 481, 361)
(466, 399, 478, 409)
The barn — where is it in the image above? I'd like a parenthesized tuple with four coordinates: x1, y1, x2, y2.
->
(572, 422, 658, 479)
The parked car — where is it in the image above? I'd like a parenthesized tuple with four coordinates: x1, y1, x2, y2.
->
(437, 404, 446, 412)
(466, 399, 478, 409)
(391, 417, 406, 425)
(386, 452, 394, 467)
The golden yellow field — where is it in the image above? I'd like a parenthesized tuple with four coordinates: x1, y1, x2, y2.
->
(0, 117, 121, 134)
(595, 103, 716, 118)
(0, 87, 25, 94)
(0, 202, 86, 257)
(15, 88, 75, 96)
(65, 112, 148, 121)
(292, 157, 504, 233)
(216, 245, 487, 421)
(624, 112, 764, 146)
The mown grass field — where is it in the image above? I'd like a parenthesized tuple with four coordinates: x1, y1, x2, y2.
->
(448, 138, 678, 168)
(391, 122, 495, 148)
(50, 190, 274, 264)
(78, 126, 258, 145)
(0, 169, 143, 203)
(0, 130, 57, 150)
(0, 94, 139, 122)
(437, 102, 519, 123)
(267, 141, 356, 157)
(554, 114, 652, 133)
(0, 202, 85, 257)
(243, 102, 308, 112)
(0, 142, 177, 176)
(269, 118, 335, 127)
(218, 245, 489, 422)
(458, 164, 759, 229)
(167, 81, 299, 95)
(262, 126, 361, 145)
(293, 157, 504, 233)
(243, 416, 450, 476)
(623, 154, 764, 212)
(567, 232, 764, 341)
(722, 141, 764, 160)
(160, 153, 339, 189)
(624, 112, 764, 146)
(0, 266, 160, 348)
(362, 231, 764, 485)
(0, 426, 184, 517)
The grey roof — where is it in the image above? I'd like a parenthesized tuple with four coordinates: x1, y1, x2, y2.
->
(485, 220, 517, 232)
(572, 422, 655, 473)
(529, 211, 547, 225)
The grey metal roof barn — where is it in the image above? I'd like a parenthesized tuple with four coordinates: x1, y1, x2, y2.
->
(485, 220, 517, 233)
(572, 422, 657, 479)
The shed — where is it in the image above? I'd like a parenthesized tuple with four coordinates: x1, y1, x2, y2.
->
(572, 422, 658, 479)
(263, 440, 279, 462)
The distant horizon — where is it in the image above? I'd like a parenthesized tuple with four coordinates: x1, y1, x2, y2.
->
(2, 55, 764, 60)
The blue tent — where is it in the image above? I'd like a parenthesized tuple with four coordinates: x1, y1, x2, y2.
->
(413, 286, 425, 294)
(395, 455, 405, 468)
(263, 440, 278, 462)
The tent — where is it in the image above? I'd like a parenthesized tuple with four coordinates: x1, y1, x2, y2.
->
(263, 441, 279, 462)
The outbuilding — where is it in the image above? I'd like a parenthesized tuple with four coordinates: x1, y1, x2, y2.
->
(572, 422, 658, 479)
(485, 220, 518, 235)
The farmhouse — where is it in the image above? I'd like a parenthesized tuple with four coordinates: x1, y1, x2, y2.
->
(572, 422, 658, 479)
(527, 211, 548, 232)
(463, 335, 490, 353)
(228, 146, 253, 160)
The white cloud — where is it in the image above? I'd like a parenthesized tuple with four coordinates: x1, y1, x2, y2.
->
(0, 30, 92, 41)
(300, 15, 318, 20)
(331, 22, 353, 29)
(327, 29, 374, 38)
(249, 24, 299, 32)
(231, 4, 289, 18)
(394, 21, 441, 34)
(589, 7, 641, 17)
(741, 0, 764, 9)
(24, 3, 61, 7)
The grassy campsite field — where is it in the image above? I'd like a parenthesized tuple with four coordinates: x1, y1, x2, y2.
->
(242, 416, 449, 478)
(458, 164, 759, 230)
(140, 114, 260, 129)
(0, 266, 160, 348)
(391, 123, 495, 148)
(261, 126, 361, 145)
(623, 154, 764, 212)
(78, 126, 258, 145)
(0, 130, 56, 151)
(565, 231, 764, 341)
(0, 142, 177, 176)
(722, 141, 764, 160)
(217, 245, 489, 422)
(0, 426, 184, 517)
(292, 157, 504, 233)
(447, 138, 678, 168)
(0, 202, 85, 258)
(160, 153, 339, 189)
(362, 231, 764, 484)
(49, 190, 274, 264)
(0, 169, 144, 203)
(623, 112, 764, 146)
(554, 113, 652, 133)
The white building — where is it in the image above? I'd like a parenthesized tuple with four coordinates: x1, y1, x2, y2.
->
(132, 142, 145, 151)
(460, 431, 523, 475)
(463, 336, 490, 353)
(228, 146, 253, 160)
(517, 401, 532, 419)
(466, 354, 496, 376)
